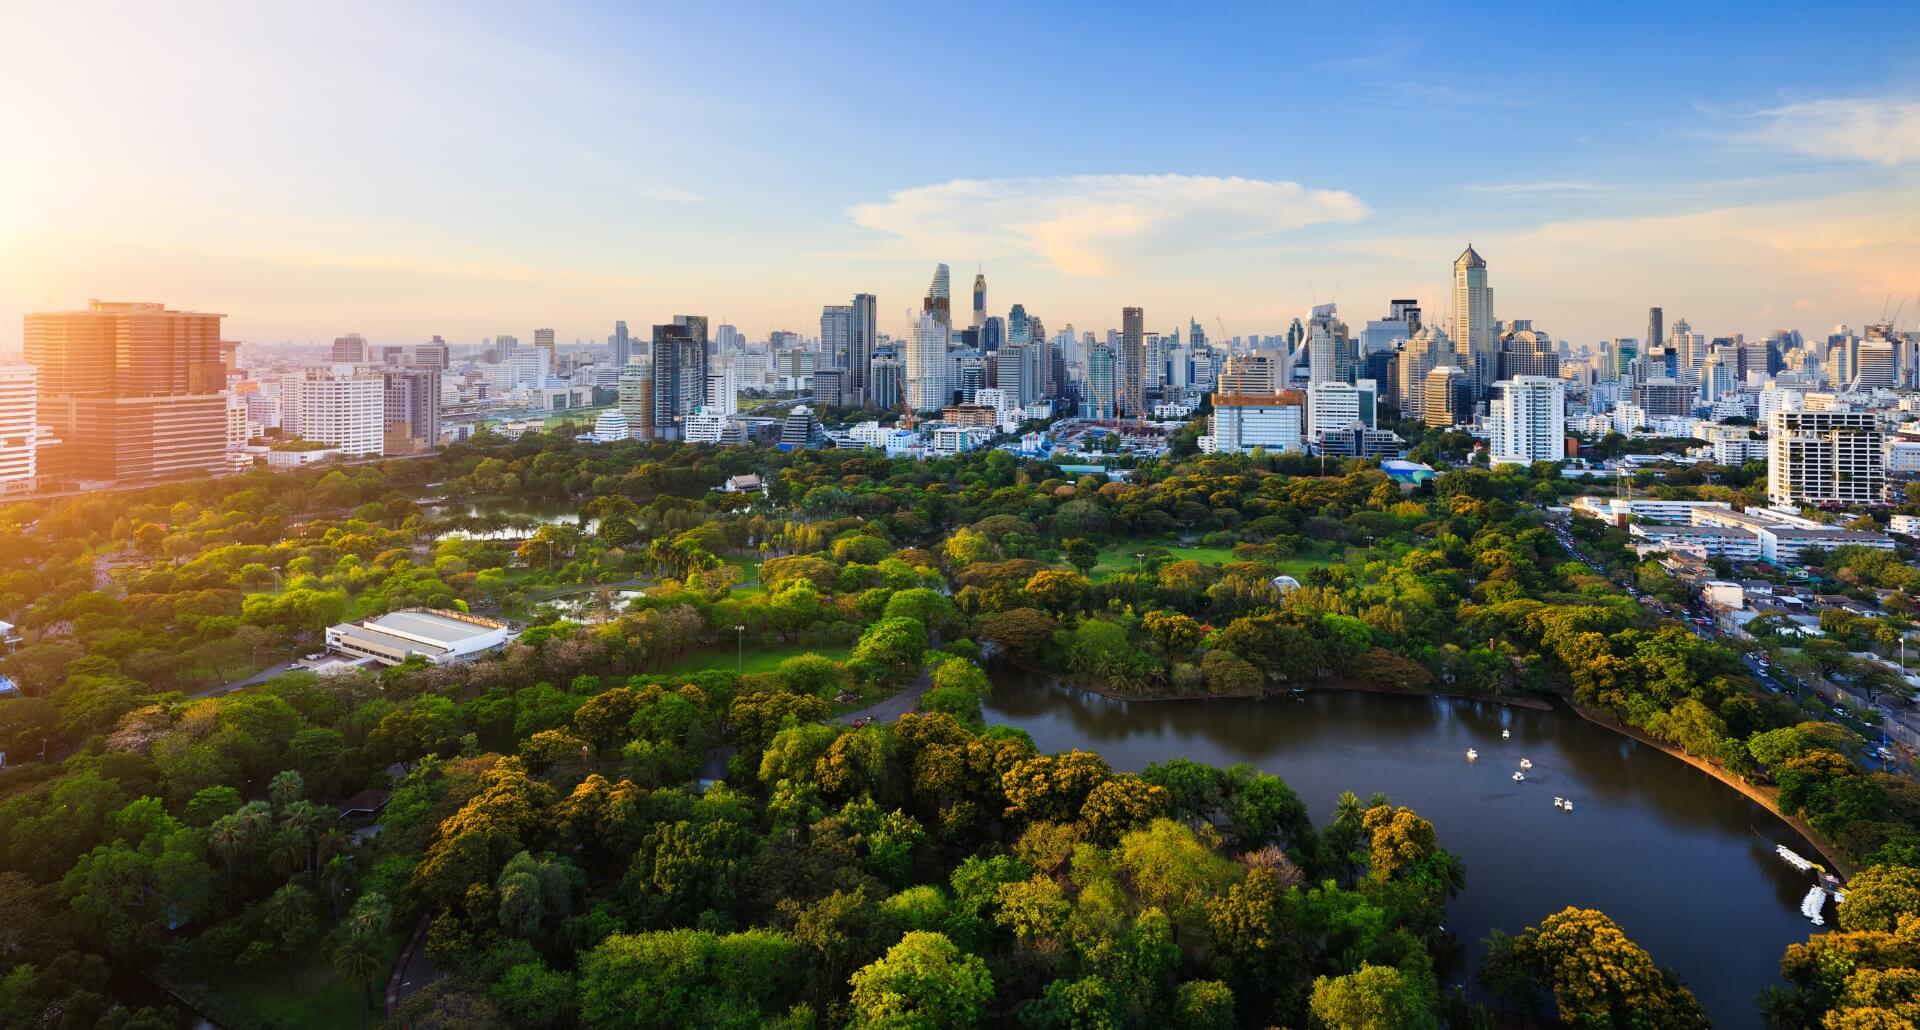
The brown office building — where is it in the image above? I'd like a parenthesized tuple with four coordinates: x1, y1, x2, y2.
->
(24, 300, 229, 483)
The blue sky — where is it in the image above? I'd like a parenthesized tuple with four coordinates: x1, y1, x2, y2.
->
(4, 1, 1918, 349)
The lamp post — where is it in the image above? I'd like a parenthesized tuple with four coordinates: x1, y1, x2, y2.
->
(735, 625, 746, 672)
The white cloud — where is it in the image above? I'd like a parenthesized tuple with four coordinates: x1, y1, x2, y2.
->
(847, 174, 1368, 276)
(1741, 97, 1920, 166)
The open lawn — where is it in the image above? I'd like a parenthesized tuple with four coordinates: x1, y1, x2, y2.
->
(170, 949, 380, 1030)
(653, 640, 851, 678)
(1089, 540, 1345, 580)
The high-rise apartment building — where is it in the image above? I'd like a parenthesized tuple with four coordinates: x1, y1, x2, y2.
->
(906, 311, 951, 411)
(1452, 245, 1495, 399)
(534, 328, 556, 365)
(282, 366, 384, 456)
(382, 367, 441, 453)
(1121, 306, 1145, 417)
(611, 321, 632, 367)
(617, 361, 653, 440)
(331, 334, 370, 363)
(0, 365, 38, 492)
(650, 319, 709, 437)
(24, 300, 228, 482)
(1487, 376, 1566, 467)
(868, 357, 905, 411)
(494, 335, 518, 360)
(1768, 409, 1884, 507)
(1086, 343, 1118, 420)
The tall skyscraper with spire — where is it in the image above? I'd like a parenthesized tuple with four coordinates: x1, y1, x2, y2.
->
(924, 264, 951, 326)
(972, 273, 986, 331)
(1452, 245, 1495, 399)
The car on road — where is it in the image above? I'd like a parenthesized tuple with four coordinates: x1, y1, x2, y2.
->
(1834, 707, 1849, 717)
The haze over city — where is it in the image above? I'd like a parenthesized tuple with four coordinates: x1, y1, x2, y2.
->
(4, 1, 1918, 350)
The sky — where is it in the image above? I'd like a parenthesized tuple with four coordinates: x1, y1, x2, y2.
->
(3, 1, 1918, 351)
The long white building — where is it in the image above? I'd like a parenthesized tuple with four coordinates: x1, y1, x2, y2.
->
(1205, 390, 1305, 454)
(906, 311, 951, 412)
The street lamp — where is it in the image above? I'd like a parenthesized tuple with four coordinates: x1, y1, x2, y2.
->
(735, 625, 746, 672)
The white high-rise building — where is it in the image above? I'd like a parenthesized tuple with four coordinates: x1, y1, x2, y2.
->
(705, 365, 739, 416)
(1488, 376, 1566, 467)
(906, 311, 950, 411)
(1768, 409, 1885, 507)
(1452, 245, 1495, 398)
(281, 366, 384, 456)
(0, 365, 37, 491)
(1853, 340, 1896, 392)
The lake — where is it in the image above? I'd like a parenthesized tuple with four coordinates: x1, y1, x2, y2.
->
(983, 670, 1820, 1026)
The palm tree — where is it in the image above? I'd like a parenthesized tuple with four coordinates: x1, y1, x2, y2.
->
(268, 828, 307, 879)
(332, 929, 383, 1024)
(208, 816, 247, 885)
(263, 883, 315, 989)
(268, 769, 305, 813)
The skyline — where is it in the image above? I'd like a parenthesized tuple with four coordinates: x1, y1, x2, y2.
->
(5, 3, 1919, 349)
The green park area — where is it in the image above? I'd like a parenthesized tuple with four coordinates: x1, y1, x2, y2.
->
(1088, 539, 1345, 580)
(652, 639, 851, 678)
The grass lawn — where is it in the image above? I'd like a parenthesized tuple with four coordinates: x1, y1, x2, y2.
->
(1089, 540, 1346, 580)
(654, 640, 851, 678)
(170, 948, 381, 1030)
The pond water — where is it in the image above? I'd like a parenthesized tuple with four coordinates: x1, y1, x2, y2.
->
(983, 670, 1821, 1026)
(426, 498, 595, 540)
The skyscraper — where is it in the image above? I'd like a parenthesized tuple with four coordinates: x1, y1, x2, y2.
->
(617, 360, 653, 440)
(1008, 304, 1030, 345)
(611, 320, 632, 367)
(849, 294, 877, 407)
(924, 264, 951, 325)
(494, 335, 518, 360)
(820, 304, 852, 372)
(1647, 308, 1664, 360)
(1452, 245, 1496, 399)
(906, 311, 950, 412)
(534, 327, 556, 364)
(1121, 306, 1145, 417)
(1086, 342, 1118, 420)
(972, 273, 986, 331)
(331, 333, 370, 363)
(1497, 321, 1560, 380)
(650, 320, 708, 437)
(24, 300, 228, 482)
(1388, 299, 1423, 333)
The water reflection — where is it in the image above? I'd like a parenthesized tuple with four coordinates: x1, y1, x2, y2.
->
(983, 666, 1817, 1027)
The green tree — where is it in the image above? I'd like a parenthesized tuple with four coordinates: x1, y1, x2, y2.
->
(847, 930, 993, 1029)
(1309, 963, 1437, 1030)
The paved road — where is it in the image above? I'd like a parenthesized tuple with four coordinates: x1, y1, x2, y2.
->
(836, 633, 943, 726)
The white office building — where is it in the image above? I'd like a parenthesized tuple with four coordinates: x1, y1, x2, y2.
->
(1487, 376, 1566, 467)
(1205, 392, 1305, 454)
(706, 365, 739, 416)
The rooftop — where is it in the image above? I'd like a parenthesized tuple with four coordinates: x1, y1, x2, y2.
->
(363, 609, 504, 644)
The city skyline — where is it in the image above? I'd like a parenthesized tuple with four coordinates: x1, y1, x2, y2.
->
(4, 3, 1919, 350)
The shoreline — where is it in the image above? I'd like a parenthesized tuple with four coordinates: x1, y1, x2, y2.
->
(999, 654, 1554, 711)
(1566, 701, 1856, 879)
(995, 654, 1853, 878)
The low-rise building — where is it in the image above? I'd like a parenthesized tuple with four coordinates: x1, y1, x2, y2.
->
(325, 608, 516, 667)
